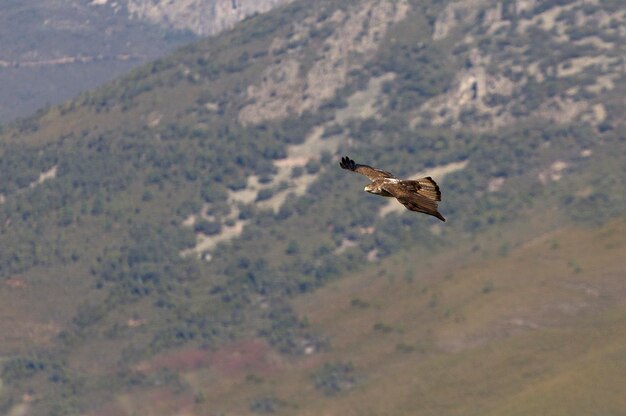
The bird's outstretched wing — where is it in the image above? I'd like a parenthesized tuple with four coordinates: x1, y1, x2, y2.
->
(339, 156, 396, 180)
(382, 180, 446, 222)
(395, 177, 441, 201)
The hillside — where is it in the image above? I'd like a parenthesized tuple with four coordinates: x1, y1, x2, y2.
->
(191, 219, 626, 416)
(0, 0, 290, 122)
(0, 0, 625, 414)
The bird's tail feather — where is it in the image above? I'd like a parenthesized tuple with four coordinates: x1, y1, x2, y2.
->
(399, 177, 441, 201)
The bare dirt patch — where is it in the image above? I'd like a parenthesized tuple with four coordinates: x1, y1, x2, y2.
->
(210, 339, 279, 377)
(30, 165, 57, 188)
(135, 338, 279, 379)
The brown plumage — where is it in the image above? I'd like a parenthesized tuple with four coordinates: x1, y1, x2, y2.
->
(339, 156, 445, 222)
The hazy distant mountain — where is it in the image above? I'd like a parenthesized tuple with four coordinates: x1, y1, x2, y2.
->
(0, 0, 291, 122)
(0, 0, 624, 414)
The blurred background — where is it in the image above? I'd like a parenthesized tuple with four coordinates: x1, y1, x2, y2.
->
(0, 0, 625, 414)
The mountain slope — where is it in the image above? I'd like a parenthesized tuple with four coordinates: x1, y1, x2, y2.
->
(0, 0, 625, 414)
(0, 0, 292, 123)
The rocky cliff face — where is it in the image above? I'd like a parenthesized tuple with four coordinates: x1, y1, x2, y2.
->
(126, 0, 294, 36)
(412, 0, 625, 131)
(239, 0, 410, 124)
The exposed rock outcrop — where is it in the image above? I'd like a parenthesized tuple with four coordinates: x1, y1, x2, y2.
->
(126, 0, 294, 36)
(239, 0, 410, 124)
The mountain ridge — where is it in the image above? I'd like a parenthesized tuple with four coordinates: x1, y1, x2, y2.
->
(0, 0, 292, 122)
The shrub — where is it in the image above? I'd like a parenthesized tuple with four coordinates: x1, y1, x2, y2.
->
(312, 362, 357, 396)
(194, 219, 222, 235)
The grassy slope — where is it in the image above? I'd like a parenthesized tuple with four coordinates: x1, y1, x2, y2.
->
(82, 216, 626, 415)
(177, 218, 625, 416)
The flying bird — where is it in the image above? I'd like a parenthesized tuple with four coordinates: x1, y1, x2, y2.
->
(339, 156, 445, 222)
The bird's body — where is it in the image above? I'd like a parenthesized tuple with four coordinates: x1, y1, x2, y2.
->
(340, 156, 446, 222)
(364, 178, 397, 197)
